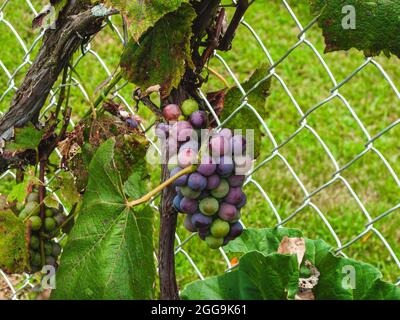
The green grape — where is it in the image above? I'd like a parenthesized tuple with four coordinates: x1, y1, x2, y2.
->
(29, 216, 42, 231)
(44, 242, 53, 255)
(18, 210, 28, 220)
(44, 217, 57, 231)
(45, 208, 54, 217)
(24, 201, 40, 216)
(210, 179, 230, 198)
(180, 186, 201, 199)
(30, 251, 41, 267)
(205, 235, 224, 249)
(181, 100, 199, 116)
(199, 197, 219, 216)
(15, 202, 24, 211)
(30, 235, 40, 250)
(210, 219, 230, 238)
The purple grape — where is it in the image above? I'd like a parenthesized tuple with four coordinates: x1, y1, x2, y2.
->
(189, 110, 207, 129)
(216, 156, 234, 177)
(171, 121, 194, 142)
(178, 148, 198, 168)
(187, 172, 207, 191)
(223, 237, 230, 246)
(191, 213, 213, 229)
(228, 222, 243, 239)
(155, 123, 169, 139)
(236, 193, 247, 209)
(228, 175, 245, 187)
(198, 228, 210, 240)
(180, 197, 198, 214)
(206, 174, 221, 190)
(219, 128, 232, 141)
(168, 155, 179, 171)
(126, 117, 139, 129)
(173, 194, 183, 211)
(218, 203, 239, 222)
(199, 189, 210, 200)
(231, 134, 246, 155)
(184, 214, 197, 232)
(170, 167, 188, 187)
(180, 140, 199, 152)
(209, 134, 231, 157)
(224, 187, 244, 205)
(197, 155, 217, 176)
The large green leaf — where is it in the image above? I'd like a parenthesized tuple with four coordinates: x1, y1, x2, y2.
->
(224, 227, 400, 300)
(0, 210, 29, 273)
(51, 138, 155, 300)
(221, 64, 271, 157)
(120, 3, 195, 98)
(310, 0, 400, 58)
(106, 0, 187, 41)
(181, 251, 299, 300)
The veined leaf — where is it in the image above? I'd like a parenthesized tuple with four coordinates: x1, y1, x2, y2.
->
(120, 3, 195, 98)
(221, 64, 271, 157)
(181, 251, 299, 300)
(51, 138, 155, 300)
(105, 0, 188, 41)
(0, 210, 29, 273)
(311, 0, 400, 58)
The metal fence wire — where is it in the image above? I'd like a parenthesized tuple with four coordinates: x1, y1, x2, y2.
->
(1, 0, 400, 299)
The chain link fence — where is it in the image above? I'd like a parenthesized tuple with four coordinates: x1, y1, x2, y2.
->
(1, 0, 399, 299)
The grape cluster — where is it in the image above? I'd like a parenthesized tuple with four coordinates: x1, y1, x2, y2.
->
(15, 191, 70, 272)
(157, 101, 251, 249)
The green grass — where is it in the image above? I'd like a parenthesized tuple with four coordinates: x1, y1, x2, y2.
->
(0, 0, 399, 291)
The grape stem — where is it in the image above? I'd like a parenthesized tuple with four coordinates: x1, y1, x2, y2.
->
(126, 165, 195, 208)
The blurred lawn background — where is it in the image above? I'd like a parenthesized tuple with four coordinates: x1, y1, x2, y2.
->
(0, 0, 399, 290)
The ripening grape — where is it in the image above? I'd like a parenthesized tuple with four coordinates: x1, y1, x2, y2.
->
(170, 167, 188, 187)
(218, 203, 239, 222)
(162, 104, 182, 121)
(205, 235, 224, 249)
(27, 192, 39, 203)
(45, 256, 57, 267)
(173, 194, 183, 211)
(126, 117, 139, 129)
(210, 219, 230, 238)
(228, 175, 245, 187)
(216, 156, 234, 177)
(199, 197, 219, 216)
(184, 214, 197, 232)
(187, 173, 207, 191)
(189, 110, 207, 129)
(206, 174, 221, 190)
(210, 179, 230, 198)
(180, 186, 202, 199)
(197, 155, 216, 177)
(180, 197, 199, 214)
(178, 148, 198, 168)
(191, 213, 212, 229)
(224, 187, 244, 205)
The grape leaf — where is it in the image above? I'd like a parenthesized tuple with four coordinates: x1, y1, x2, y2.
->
(310, 0, 400, 58)
(5, 124, 43, 152)
(221, 64, 271, 157)
(181, 251, 299, 300)
(105, 0, 188, 41)
(0, 210, 29, 273)
(120, 3, 195, 98)
(51, 138, 155, 300)
(224, 227, 400, 300)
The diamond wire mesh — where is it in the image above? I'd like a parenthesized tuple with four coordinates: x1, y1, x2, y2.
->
(0, 0, 399, 299)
